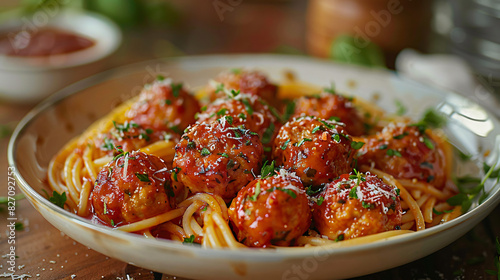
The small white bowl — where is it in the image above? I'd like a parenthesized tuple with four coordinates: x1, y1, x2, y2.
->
(0, 9, 121, 103)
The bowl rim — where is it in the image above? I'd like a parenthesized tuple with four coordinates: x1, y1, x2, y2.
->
(8, 53, 500, 260)
(0, 8, 122, 71)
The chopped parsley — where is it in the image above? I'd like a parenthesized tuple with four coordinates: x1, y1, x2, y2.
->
(135, 173, 150, 182)
(237, 113, 246, 119)
(172, 167, 181, 182)
(216, 108, 228, 116)
(332, 134, 341, 142)
(316, 196, 324, 206)
(421, 108, 447, 129)
(395, 100, 407, 116)
(241, 99, 254, 115)
(215, 83, 224, 93)
(432, 208, 454, 215)
(335, 234, 344, 242)
(156, 75, 165, 81)
(448, 163, 498, 212)
(349, 186, 358, 199)
(379, 144, 388, 150)
(393, 132, 408, 140)
(262, 123, 275, 144)
(171, 83, 183, 98)
(323, 83, 336, 94)
(423, 137, 434, 149)
(249, 182, 261, 201)
(282, 101, 296, 121)
(201, 148, 211, 156)
(230, 68, 242, 74)
(312, 125, 324, 134)
(102, 138, 114, 151)
(230, 89, 240, 97)
(183, 235, 196, 244)
(42, 190, 67, 209)
(361, 201, 374, 209)
(386, 149, 402, 157)
(226, 159, 236, 170)
(187, 141, 196, 150)
(218, 152, 229, 158)
(281, 139, 291, 150)
(260, 161, 276, 179)
(267, 187, 297, 199)
(351, 141, 365, 149)
(295, 138, 312, 147)
(15, 222, 24, 231)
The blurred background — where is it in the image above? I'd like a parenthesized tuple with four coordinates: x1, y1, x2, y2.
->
(0, 0, 499, 85)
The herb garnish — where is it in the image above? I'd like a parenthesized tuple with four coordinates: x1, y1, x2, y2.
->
(135, 173, 150, 182)
(262, 123, 275, 144)
(171, 83, 183, 98)
(42, 190, 67, 209)
(249, 182, 261, 201)
(241, 99, 254, 115)
(351, 141, 365, 149)
(201, 148, 211, 156)
(183, 235, 196, 244)
(386, 149, 402, 157)
(261, 161, 276, 179)
(395, 100, 407, 116)
(295, 138, 312, 147)
(281, 139, 291, 150)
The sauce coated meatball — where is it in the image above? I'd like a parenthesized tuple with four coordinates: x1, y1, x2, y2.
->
(313, 172, 402, 240)
(197, 93, 281, 151)
(207, 69, 279, 108)
(291, 92, 366, 136)
(229, 169, 311, 247)
(172, 117, 264, 202)
(126, 79, 200, 133)
(91, 151, 175, 227)
(273, 116, 357, 187)
(357, 122, 447, 188)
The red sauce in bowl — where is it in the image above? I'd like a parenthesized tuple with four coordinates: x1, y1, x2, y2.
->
(0, 28, 95, 57)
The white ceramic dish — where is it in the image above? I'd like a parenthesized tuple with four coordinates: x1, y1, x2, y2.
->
(8, 54, 500, 280)
(0, 9, 121, 103)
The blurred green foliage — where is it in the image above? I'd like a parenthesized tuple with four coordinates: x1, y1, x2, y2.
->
(12, 0, 181, 28)
(330, 34, 385, 68)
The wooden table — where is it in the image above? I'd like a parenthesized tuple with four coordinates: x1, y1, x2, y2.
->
(1, 1, 500, 279)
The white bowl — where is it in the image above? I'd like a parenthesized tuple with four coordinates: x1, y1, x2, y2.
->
(8, 54, 500, 280)
(0, 9, 121, 103)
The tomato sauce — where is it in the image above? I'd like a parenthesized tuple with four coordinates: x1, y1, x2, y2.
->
(0, 28, 95, 57)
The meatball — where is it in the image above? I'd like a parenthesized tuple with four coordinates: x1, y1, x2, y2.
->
(228, 169, 311, 247)
(312, 172, 402, 240)
(126, 78, 200, 133)
(207, 69, 279, 108)
(197, 93, 281, 152)
(356, 122, 447, 188)
(91, 151, 176, 227)
(291, 92, 366, 136)
(172, 117, 264, 202)
(273, 116, 357, 187)
(93, 120, 179, 159)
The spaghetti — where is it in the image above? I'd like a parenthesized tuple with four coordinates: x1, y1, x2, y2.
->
(46, 69, 461, 249)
